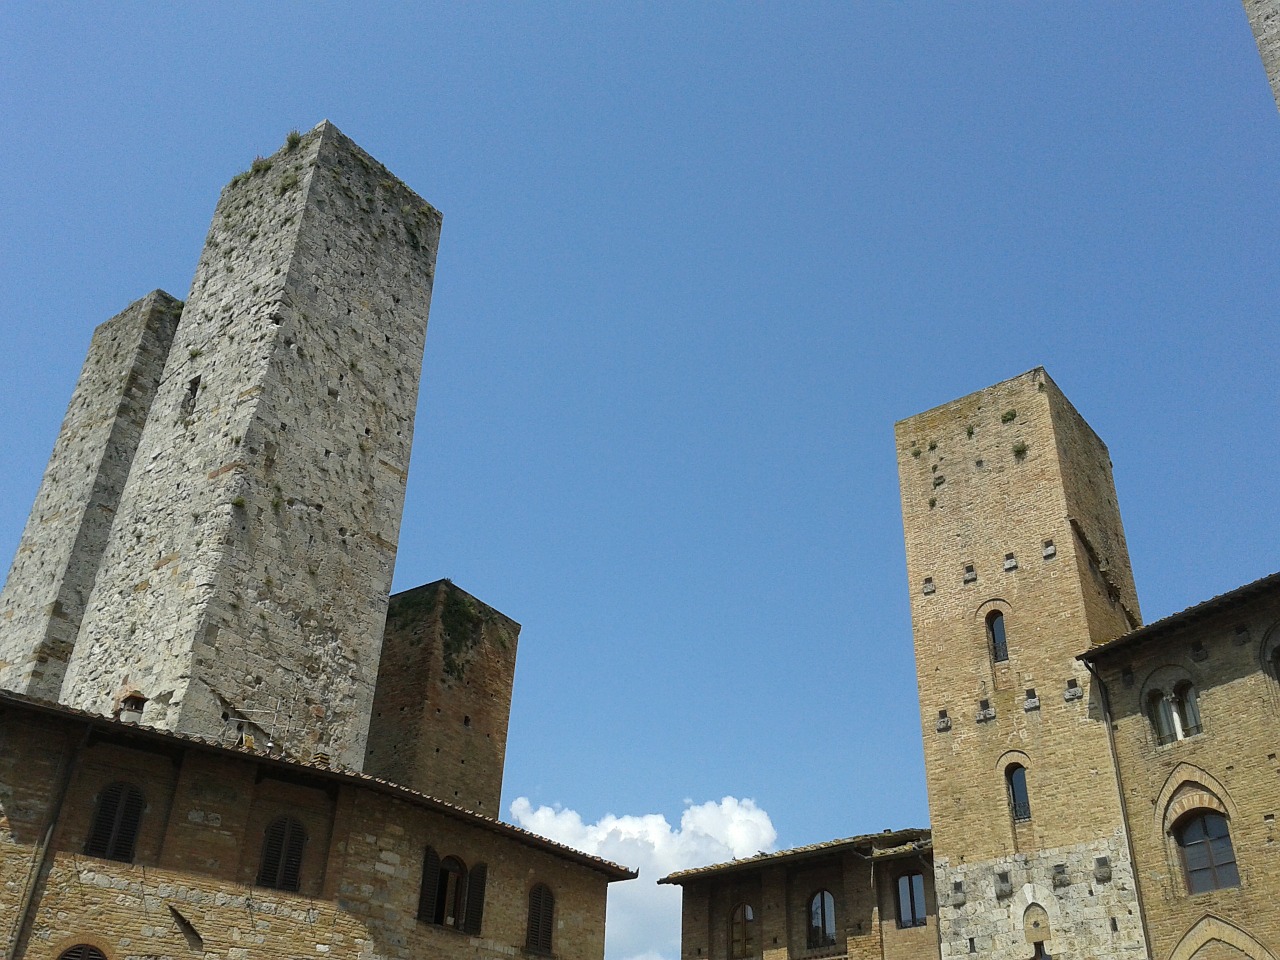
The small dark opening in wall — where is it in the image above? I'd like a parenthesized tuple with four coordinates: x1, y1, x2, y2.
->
(1025, 688, 1036, 700)
(938, 709, 948, 720)
(1110, 917, 1119, 932)
(463, 715, 471, 727)
(181, 376, 201, 419)
(968, 938, 976, 953)
(1067, 678, 1079, 690)
(979, 699, 991, 712)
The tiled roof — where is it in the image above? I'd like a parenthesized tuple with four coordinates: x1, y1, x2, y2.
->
(0, 689, 637, 881)
(1079, 570, 1280, 663)
(657, 828, 931, 884)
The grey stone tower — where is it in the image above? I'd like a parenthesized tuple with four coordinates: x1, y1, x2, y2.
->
(58, 122, 442, 770)
(0, 292, 182, 699)
(1244, 0, 1280, 114)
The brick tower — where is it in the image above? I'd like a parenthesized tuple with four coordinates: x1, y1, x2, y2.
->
(58, 122, 443, 770)
(896, 369, 1148, 959)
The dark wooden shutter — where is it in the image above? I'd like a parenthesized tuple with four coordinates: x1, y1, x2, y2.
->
(279, 817, 305, 892)
(463, 863, 487, 934)
(418, 846, 440, 921)
(58, 947, 107, 960)
(85, 781, 144, 863)
(527, 883, 554, 953)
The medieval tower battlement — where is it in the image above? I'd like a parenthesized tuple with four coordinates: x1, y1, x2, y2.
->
(896, 369, 1147, 959)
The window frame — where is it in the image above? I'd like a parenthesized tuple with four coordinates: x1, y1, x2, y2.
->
(895, 872, 927, 928)
(987, 610, 1009, 663)
(1006, 764, 1031, 822)
(256, 814, 306, 892)
(806, 889, 837, 949)
(729, 902, 757, 959)
(1174, 810, 1240, 895)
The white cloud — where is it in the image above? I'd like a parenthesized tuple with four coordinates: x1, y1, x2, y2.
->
(510, 796, 777, 960)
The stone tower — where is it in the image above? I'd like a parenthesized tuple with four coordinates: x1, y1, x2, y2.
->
(896, 369, 1148, 959)
(58, 122, 443, 771)
(1244, 0, 1280, 114)
(364, 579, 521, 814)
(0, 292, 182, 699)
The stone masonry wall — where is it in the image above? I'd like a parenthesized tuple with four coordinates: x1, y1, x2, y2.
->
(0, 292, 181, 700)
(1, 707, 618, 960)
(1094, 586, 1280, 960)
(1245, 0, 1280, 114)
(896, 369, 1147, 959)
(365, 580, 520, 815)
(61, 122, 443, 769)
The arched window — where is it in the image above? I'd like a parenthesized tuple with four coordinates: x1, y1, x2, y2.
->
(1175, 811, 1239, 893)
(730, 902, 757, 958)
(527, 882, 555, 955)
(1006, 764, 1031, 821)
(987, 611, 1008, 663)
(256, 815, 306, 891)
(1147, 690, 1177, 745)
(58, 948, 107, 960)
(896, 873, 926, 928)
(418, 849, 486, 932)
(84, 781, 145, 863)
(806, 889, 836, 949)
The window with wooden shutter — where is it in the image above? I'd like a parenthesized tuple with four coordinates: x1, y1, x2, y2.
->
(84, 781, 145, 863)
(418, 846, 441, 922)
(58, 947, 108, 960)
(526, 882, 555, 955)
(256, 815, 306, 891)
(463, 863, 487, 934)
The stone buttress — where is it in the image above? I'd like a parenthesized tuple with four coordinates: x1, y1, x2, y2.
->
(896, 368, 1149, 960)
(60, 122, 443, 770)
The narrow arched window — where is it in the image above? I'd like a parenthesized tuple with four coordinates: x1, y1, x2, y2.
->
(807, 889, 836, 949)
(896, 873, 926, 928)
(84, 781, 145, 863)
(1175, 811, 1239, 893)
(987, 611, 1008, 663)
(527, 882, 555, 955)
(257, 815, 306, 891)
(1147, 689, 1176, 745)
(434, 856, 467, 927)
(1174, 681, 1202, 737)
(58, 947, 108, 960)
(1007, 765, 1031, 821)
(730, 902, 757, 958)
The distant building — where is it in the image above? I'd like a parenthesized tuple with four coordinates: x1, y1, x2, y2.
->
(0, 122, 634, 960)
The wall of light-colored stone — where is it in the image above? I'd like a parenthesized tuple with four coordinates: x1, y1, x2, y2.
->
(60, 122, 443, 769)
(365, 580, 520, 816)
(896, 369, 1147, 959)
(0, 292, 180, 700)
(1245, 0, 1280, 114)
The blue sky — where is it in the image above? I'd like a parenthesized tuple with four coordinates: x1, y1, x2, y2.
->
(2, 5, 1278, 958)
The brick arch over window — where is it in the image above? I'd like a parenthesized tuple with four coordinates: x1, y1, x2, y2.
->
(1260, 621, 1280, 679)
(1168, 915, 1279, 960)
(976, 599, 1012, 663)
(1155, 764, 1237, 834)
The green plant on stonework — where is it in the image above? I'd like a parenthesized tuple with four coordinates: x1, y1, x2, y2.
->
(911, 447, 922, 458)
(231, 496, 246, 509)
(966, 425, 975, 438)
(928, 441, 937, 451)
(1001, 409, 1017, 423)
(1013, 441, 1028, 459)
(286, 130, 302, 150)
(277, 171, 299, 196)
(189, 348, 202, 359)
(929, 497, 937, 509)
(251, 156, 272, 176)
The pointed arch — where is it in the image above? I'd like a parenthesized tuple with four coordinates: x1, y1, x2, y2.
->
(1154, 764, 1237, 833)
(1168, 915, 1279, 960)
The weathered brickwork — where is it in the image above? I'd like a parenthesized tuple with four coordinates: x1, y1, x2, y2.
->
(895, 369, 1147, 959)
(0, 696, 632, 960)
(365, 580, 520, 815)
(1245, 0, 1280, 113)
(662, 833, 937, 960)
(1082, 576, 1280, 960)
(0, 292, 181, 700)
(60, 122, 443, 770)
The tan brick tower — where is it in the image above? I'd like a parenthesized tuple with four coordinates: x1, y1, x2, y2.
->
(896, 369, 1148, 959)
(59, 122, 443, 770)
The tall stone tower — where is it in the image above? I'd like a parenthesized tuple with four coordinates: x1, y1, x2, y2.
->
(896, 369, 1147, 959)
(0, 292, 182, 699)
(1244, 0, 1280, 114)
(58, 122, 443, 771)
